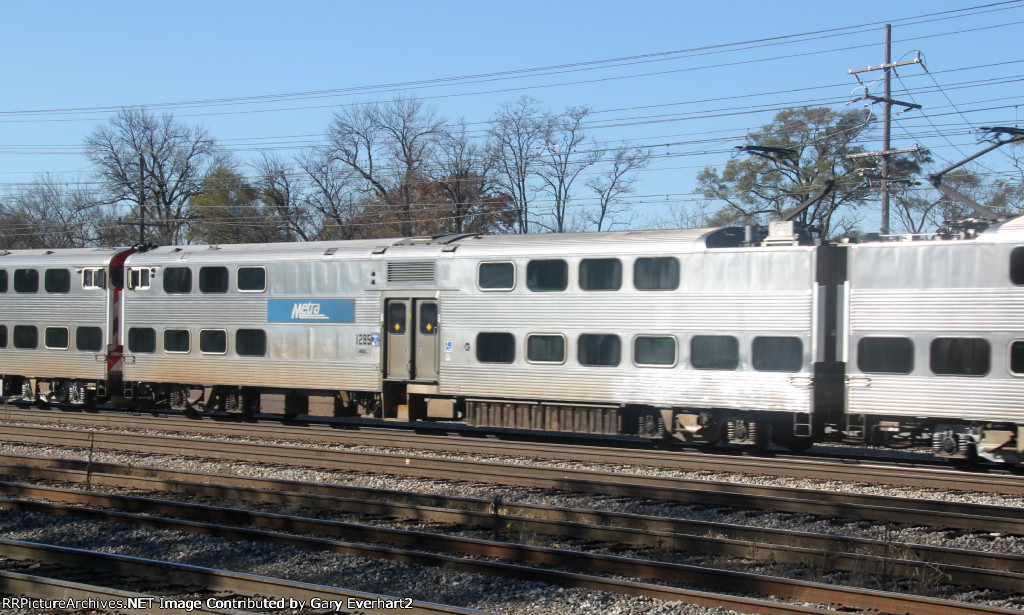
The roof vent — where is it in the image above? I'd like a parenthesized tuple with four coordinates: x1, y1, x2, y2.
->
(386, 260, 435, 284)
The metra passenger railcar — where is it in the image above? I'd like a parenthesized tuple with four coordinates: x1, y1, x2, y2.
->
(0, 218, 1022, 467)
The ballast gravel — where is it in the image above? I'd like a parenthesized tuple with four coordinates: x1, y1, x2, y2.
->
(0, 421, 1022, 613)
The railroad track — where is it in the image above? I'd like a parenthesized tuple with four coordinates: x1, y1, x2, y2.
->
(0, 539, 490, 615)
(0, 423, 1021, 535)
(2, 405, 1023, 496)
(1, 473, 1020, 615)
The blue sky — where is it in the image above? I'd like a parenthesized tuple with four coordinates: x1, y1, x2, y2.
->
(2, 0, 1022, 230)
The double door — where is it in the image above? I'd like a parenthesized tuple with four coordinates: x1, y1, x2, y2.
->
(384, 298, 439, 382)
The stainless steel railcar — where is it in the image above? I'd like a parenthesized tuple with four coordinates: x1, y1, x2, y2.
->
(2, 218, 1022, 466)
(0, 246, 134, 405)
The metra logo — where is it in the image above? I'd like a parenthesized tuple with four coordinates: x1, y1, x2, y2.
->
(291, 302, 328, 320)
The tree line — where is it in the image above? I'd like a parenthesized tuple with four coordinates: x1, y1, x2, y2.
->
(2, 98, 1021, 249)
(0, 97, 653, 249)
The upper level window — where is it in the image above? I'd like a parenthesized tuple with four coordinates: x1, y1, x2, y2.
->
(634, 335, 677, 367)
(45, 269, 71, 293)
(691, 335, 739, 371)
(858, 337, 914, 374)
(1011, 247, 1024, 285)
(752, 336, 803, 372)
(476, 332, 515, 363)
(163, 267, 192, 294)
(82, 268, 106, 290)
(199, 267, 229, 293)
(478, 262, 515, 290)
(129, 268, 151, 290)
(14, 269, 38, 293)
(578, 334, 621, 367)
(526, 260, 567, 292)
(579, 258, 621, 291)
(0, 270, 8, 293)
(634, 257, 680, 291)
(237, 267, 266, 292)
(931, 338, 990, 376)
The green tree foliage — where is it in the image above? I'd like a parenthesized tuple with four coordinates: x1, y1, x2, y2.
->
(187, 167, 294, 244)
(697, 106, 930, 237)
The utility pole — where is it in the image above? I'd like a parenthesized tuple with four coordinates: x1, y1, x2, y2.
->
(138, 150, 146, 246)
(848, 25, 922, 235)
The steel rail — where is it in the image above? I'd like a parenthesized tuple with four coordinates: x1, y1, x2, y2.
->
(0, 424, 1021, 535)
(0, 494, 1015, 615)
(0, 571, 257, 615)
(0, 539, 493, 615)
(4, 406, 1022, 495)
(1, 459, 1021, 593)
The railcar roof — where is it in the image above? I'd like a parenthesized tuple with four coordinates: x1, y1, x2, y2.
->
(124, 227, 732, 265)
(0, 246, 131, 267)
(983, 214, 1024, 242)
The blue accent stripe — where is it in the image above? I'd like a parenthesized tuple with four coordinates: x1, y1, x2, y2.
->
(267, 299, 355, 323)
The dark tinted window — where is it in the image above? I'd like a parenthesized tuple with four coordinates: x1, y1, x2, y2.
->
(128, 328, 156, 353)
(14, 269, 38, 293)
(387, 302, 406, 335)
(931, 338, 990, 376)
(162, 267, 192, 294)
(164, 329, 191, 353)
(578, 334, 621, 367)
(44, 269, 70, 293)
(579, 258, 622, 291)
(691, 335, 739, 370)
(13, 326, 37, 349)
(527, 334, 565, 364)
(478, 262, 515, 290)
(1012, 247, 1024, 285)
(0, 325, 6, 348)
(634, 336, 677, 366)
(0, 270, 7, 293)
(634, 257, 680, 290)
(526, 260, 567, 291)
(44, 327, 69, 349)
(200, 329, 227, 354)
(858, 337, 914, 374)
(419, 303, 438, 336)
(199, 267, 229, 293)
(237, 267, 266, 292)
(76, 327, 103, 352)
(476, 332, 515, 363)
(236, 329, 267, 357)
(752, 336, 803, 372)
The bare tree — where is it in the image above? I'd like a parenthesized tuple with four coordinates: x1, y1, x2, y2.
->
(535, 106, 602, 233)
(327, 97, 444, 237)
(84, 107, 226, 246)
(296, 146, 362, 240)
(584, 144, 652, 231)
(488, 96, 548, 234)
(434, 121, 497, 234)
(0, 176, 102, 248)
(254, 152, 313, 241)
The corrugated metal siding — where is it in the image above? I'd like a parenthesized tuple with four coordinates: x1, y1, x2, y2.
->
(849, 376, 1024, 421)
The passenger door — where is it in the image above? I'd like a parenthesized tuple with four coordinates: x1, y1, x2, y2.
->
(384, 298, 439, 382)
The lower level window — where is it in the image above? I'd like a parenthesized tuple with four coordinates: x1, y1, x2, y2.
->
(76, 327, 103, 352)
(476, 332, 515, 363)
(578, 334, 621, 367)
(44, 327, 69, 350)
(526, 334, 565, 364)
(691, 335, 738, 370)
(200, 329, 227, 355)
(236, 329, 267, 357)
(634, 336, 676, 366)
(931, 338, 990, 376)
(13, 325, 38, 349)
(752, 336, 803, 372)
(128, 328, 156, 354)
